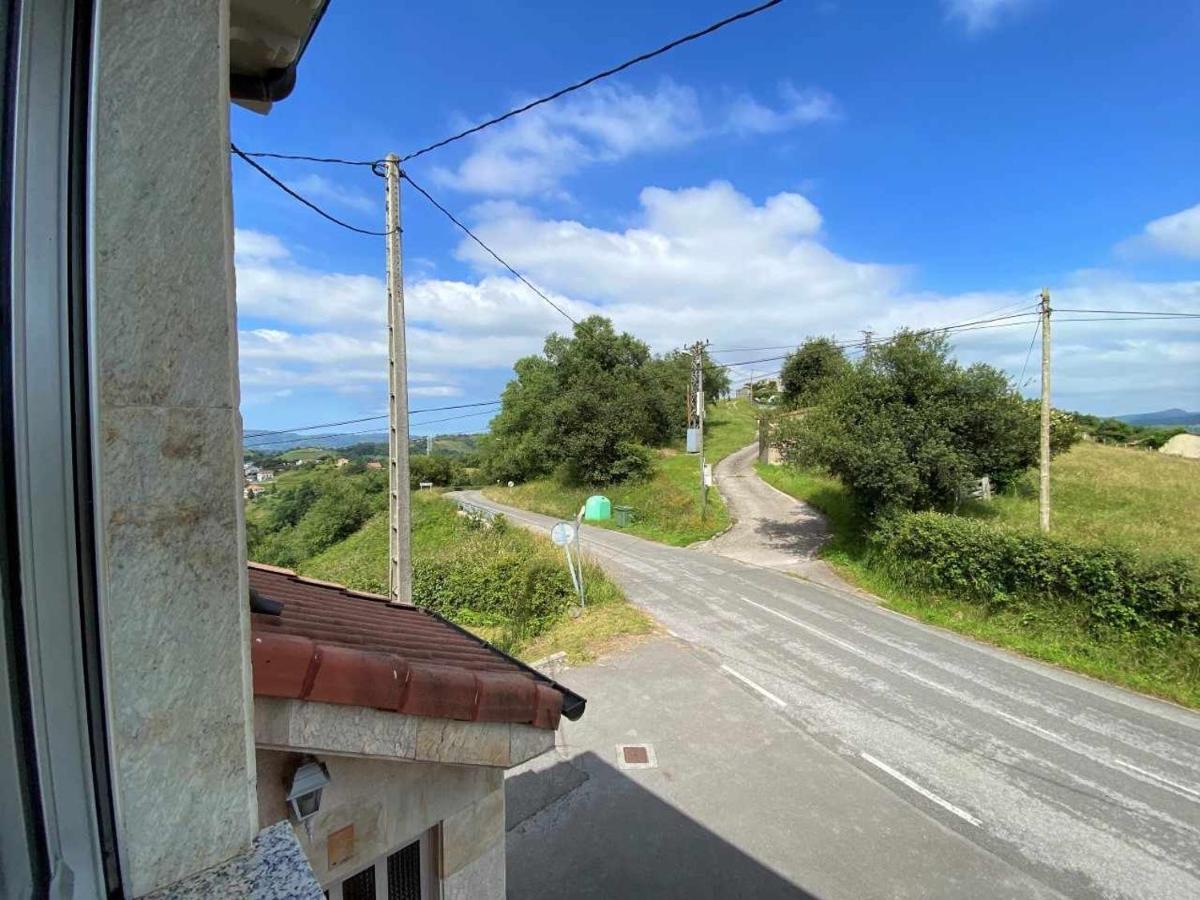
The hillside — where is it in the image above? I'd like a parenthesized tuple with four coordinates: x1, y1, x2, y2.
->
(1116, 408, 1200, 428)
(483, 399, 759, 546)
(759, 441, 1200, 706)
(963, 441, 1200, 566)
(243, 430, 485, 454)
(297, 493, 652, 662)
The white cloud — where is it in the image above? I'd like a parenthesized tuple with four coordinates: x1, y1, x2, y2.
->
(236, 235, 383, 326)
(727, 84, 838, 135)
(236, 184, 1199, 416)
(943, 0, 1032, 34)
(1118, 203, 1200, 260)
(432, 80, 836, 197)
(235, 228, 289, 262)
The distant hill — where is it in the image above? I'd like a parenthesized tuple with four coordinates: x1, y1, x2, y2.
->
(243, 430, 389, 452)
(244, 430, 484, 455)
(1116, 409, 1200, 427)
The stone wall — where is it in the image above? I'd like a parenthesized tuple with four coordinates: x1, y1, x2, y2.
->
(92, 1, 257, 894)
(257, 750, 506, 897)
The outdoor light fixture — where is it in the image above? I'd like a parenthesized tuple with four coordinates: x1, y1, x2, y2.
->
(286, 758, 331, 836)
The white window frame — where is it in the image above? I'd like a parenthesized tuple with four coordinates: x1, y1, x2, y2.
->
(325, 827, 439, 900)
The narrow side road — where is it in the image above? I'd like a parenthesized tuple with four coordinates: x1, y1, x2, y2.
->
(455, 487, 1200, 900)
(696, 443, 841, 589)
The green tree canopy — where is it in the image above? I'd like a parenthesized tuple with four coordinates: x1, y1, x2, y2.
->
(482, 316, 707, 485)
(780, 337, 850, 406)
(776, 331, 1079, 515)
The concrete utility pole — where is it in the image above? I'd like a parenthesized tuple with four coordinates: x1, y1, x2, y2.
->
(688, 340, 709, 514)
(384, 154, 412, 602)
(1038, 288, 1052, 533)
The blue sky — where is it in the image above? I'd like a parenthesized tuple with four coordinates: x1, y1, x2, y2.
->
(232, 0, 1200, 435)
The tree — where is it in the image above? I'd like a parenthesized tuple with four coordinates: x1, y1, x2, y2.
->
(776, 331, 1080, 516)
(780, 338, 849, 406)
(481, 316, 674, 485)
(645, 348, 731, 429)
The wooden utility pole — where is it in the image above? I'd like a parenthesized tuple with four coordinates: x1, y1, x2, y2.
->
(1038, 288, 1052, 533)
(384, 154, 412, 602)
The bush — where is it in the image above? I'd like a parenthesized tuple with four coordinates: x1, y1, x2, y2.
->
(873, 511, 1200, 634)
(412, 541, 577, 649)
(777, 331, 1081, 516)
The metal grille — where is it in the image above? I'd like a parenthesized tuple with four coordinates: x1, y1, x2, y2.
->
(386, 840, 422, 900)
(340, 864, 375, 900)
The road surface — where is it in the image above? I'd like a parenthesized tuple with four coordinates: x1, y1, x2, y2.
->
(457, 483, 1200, 899)
(697, 442, 837, 587)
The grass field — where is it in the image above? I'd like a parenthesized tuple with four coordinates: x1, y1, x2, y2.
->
(483, 400, 760, 546)
(758, 444, 1200, 708)
(299, 493, 653, 664)
(963, 441, 1200, 567)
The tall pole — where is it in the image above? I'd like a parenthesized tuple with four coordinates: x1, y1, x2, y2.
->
(385, 155, 412, 602)
(1038, 288, 1052, 534)
(688, 341, 708, 515)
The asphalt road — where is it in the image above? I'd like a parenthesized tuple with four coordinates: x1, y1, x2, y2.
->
(458, 474, 1200, 900)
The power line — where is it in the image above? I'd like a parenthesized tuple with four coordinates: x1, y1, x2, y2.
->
(245, 400, 502, 442)
(401, 171, 580, 325)
(1054, 308, 1200, 317)
(1054, 315, 1200, 323)
(234, 150, 379, 167)
(397, 0, 785, 164)
(245, 406, 500, 450)
(231, 143, 396, 236)
(1017, 318, 1041, 388)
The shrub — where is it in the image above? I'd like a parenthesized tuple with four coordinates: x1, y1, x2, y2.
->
(777, 331, 1081, 516)
(873, 511, 1200, 634)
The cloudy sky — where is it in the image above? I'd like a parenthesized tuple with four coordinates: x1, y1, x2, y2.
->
(231, 0, 1199, 434)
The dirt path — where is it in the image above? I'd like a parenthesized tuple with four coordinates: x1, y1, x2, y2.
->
(697, 443, 845, 589)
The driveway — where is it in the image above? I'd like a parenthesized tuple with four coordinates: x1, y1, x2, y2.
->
(455, 490, 1200, 899)
(696, 443, 839, 587)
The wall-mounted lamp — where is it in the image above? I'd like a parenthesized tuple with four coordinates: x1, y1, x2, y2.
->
(287, 758, 331, 837)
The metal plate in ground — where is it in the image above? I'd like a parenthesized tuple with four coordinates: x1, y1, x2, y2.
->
(616, 743, 657, 769)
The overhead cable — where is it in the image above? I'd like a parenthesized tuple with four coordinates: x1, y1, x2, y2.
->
(401, 172, 580, 325)
(230, 143, 396, 236)
(245, 400, 502, 443)
(397, 0, 785, 163)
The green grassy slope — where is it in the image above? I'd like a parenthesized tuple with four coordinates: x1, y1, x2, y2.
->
(299, 493, 653, 663)
(963, 441, 1199, 566)
(757, 447, 1200, 708)
(483, 399, 759, 546)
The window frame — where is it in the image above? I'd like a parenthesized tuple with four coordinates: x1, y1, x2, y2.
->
(1, 0, 120, 896)
(325, 829, 440, 900)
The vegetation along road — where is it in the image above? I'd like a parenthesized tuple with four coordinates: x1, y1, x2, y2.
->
(462, 488, 1200, 900)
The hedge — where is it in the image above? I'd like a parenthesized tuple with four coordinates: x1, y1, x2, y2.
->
(872, 511, 1200, 634)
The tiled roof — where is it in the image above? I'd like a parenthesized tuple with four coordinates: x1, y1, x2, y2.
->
(248, 563, 585, 730)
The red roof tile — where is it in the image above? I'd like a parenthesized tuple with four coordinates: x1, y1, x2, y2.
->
(248, 563, 584, 731)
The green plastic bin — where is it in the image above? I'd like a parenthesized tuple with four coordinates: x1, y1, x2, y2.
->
(583, 495, 612, 521)
(614, 505, 634, 527)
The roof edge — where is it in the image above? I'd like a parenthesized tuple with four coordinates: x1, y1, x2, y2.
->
(248, 562, 587, 720)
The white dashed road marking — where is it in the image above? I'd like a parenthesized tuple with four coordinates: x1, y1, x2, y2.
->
(720, 664, 788, 708)
(861, 752, 983, 827)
